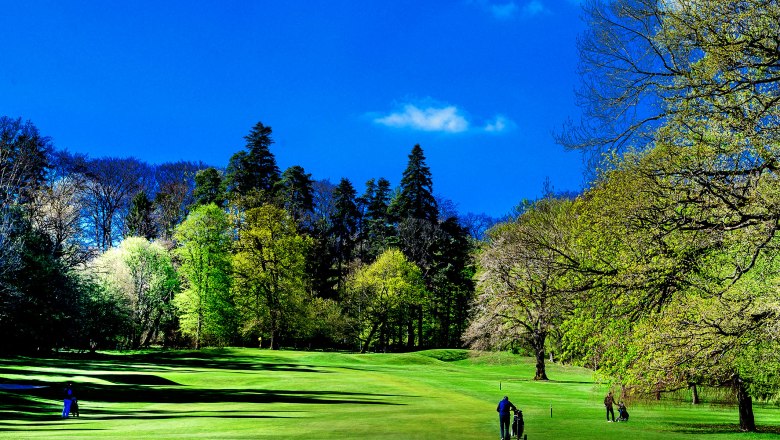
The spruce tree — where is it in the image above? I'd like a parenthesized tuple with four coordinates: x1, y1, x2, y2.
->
(225, 121, 280, 205)
(394, 144, 437, 222)
(362, 177, 394, 261)
(330, 178, 359, 292)
(277, 165, 314, 224)
(192, 167, 225, 208)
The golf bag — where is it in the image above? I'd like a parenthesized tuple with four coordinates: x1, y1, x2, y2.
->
(512, 409, 524, 438)
(617, 403, 629, 422)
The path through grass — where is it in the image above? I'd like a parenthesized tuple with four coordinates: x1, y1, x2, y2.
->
(0, 348, 778, 439)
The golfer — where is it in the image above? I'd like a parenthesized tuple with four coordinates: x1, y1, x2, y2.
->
(604, 391, 615, 422)
(497, 395, 517, 440)
(61, 382, 74, 418)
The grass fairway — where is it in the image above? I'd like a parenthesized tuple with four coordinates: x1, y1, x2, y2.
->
(1, 348, 779, 439)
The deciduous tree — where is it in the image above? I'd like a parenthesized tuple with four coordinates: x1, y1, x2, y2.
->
(232, 204, 311, 349)
(174, 204, 235, 348)
(88, 237, 179, 348)
(344, 249, 425, 353)
(465, 197, 577, 380)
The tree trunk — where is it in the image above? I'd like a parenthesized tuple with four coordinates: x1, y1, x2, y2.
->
(361, 322, 378, 354)
(195, 312, 202, 350)
(379, 323, 387, 353)
(690, 383, 700, 405)
(406, 314, 415, 350)
(417, 305, 423, 349)
(531, 332, 548, 381)
(735, 376, 756, 432)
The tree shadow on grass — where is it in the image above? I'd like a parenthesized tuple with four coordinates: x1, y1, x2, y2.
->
(0, 410, 289, 433)
(0, 350, 325, 375)
(0, 381, 406, 425)
(670, 423, 780, 435)
(0, 348, 412, 432)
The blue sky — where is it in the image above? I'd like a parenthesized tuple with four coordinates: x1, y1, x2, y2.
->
(1, 0, 586, 217)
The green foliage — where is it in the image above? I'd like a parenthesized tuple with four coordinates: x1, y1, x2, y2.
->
(276, 165, 314, 225)
(392, 144, 437, 222)
(125, 191, 156, 239)
(174, 204, 235, 348)
(330, 178, 359, 291)
(225, 121, 280, 207)
(232, 204, 311, 349)
(192, 167, 225, 208)
(88, 237, 179, 348)
(344, 248, 426, 352)
(466, 197, 577, 380)
(358, 177, 395, 261)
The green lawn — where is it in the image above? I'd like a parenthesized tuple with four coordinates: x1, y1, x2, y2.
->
(0, 348, 778, 439)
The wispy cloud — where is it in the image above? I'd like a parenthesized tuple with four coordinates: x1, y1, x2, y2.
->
(372, 101, 514, 135)
(474, 0, 551, 19)
(484, 115, 515, 133)
(373, 104, 470, 133)
(522, 0, 547, 16)
(490, 2, 519, 19)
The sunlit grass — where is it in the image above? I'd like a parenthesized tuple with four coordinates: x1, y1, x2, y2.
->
(0, 348, 778, 439)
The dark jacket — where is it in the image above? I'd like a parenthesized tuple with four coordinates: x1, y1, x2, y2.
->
(497, 398, 517, 415)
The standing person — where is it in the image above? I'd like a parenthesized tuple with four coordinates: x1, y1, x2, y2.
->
(497, 396, 517, 440)
(604, 391, 615, 422)
(61, 382, 74, 418)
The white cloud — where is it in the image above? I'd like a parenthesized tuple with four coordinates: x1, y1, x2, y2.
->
(475, 1, 550, 20)
(484, 115, 515, 133)
(374, 104, 470, 133)
(372, 101, 515, 135)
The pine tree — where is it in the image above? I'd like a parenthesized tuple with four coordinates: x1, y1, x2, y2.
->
(225, 121, 280, 206)
(393, 144, 437, 222)
(360, 177, 394, 261)
(277, 165, 314, 225)
(192, 167, 225, 208)
(330, 178, 359, 292)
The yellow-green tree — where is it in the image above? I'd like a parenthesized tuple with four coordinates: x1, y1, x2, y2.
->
(233, 204, 311, 349)
(562, 2, 780, 430)
(345, 248, 425, 353)
(174, 203, 235, 348)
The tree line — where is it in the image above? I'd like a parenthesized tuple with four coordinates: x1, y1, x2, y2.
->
(0, 117, 485, 356)
(464, 0, 780, 432)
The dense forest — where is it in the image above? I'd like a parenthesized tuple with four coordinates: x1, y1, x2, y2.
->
(0, 116, 491, 355)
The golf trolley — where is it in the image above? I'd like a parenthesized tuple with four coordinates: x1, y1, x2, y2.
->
(511, 409, 525, 439)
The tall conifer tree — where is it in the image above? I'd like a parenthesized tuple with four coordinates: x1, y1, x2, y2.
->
(330, 178, 359, 292)
(225, 121, 280, 206)
(277, 165, 314, 225)
(192, 167, 225, 208)
(394, 144, 437, 222)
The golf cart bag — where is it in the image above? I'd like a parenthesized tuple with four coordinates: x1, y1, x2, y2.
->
(512, 409, 524, 438)
(617, 403, 629, 422)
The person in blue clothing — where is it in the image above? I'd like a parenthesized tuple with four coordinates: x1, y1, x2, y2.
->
(497, 396, 517, 440)
(61, 382, 74, 418)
